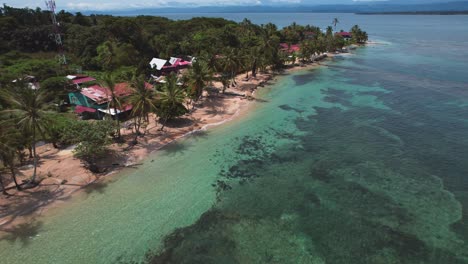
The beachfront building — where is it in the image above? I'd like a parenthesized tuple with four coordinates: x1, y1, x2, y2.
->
(165, 57, 191, 71)
(66, 74, 96, 89)
(336, 31, 352, 40)
(149, 56, 193, 75)
(279, 43, 301, 54)
(149, 58, 169, 71)
(68, 82, 152, 119)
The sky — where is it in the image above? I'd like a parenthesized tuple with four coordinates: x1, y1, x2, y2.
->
(3, 0, 450, 11)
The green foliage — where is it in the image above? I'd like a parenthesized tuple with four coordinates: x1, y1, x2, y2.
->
(351, 25, 369, 44)
(85, 66, 137, 84)
(0, 82, 53, 182)
(100, 72, 123, 138)
(40, 76, 74, 105)
(156, 73, 188, 126)
(1, 4, 367, 74)
(0, 119, 22, 190)
(0, 58, 61, 84)
(128, 75, 156, 135)
(44, 112, 76, 146)
(61, 120, 117, 164)
(95, 41, 139, 71)
(186, 60, 212, 100)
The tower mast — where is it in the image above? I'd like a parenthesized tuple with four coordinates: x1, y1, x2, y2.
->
(45, 0, 67, 65)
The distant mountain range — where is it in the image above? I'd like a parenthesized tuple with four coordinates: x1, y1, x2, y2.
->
(83, 1, 468, 15)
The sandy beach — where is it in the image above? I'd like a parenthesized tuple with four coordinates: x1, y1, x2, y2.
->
(0, 60, 323, 231)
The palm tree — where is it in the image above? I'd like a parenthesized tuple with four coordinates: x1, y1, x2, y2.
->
(96, 41, 117, 71)
(222, 48, 241, 89)
(128, 76, 156, 142)
(239, 18, 255, 39)
(0, 172, 7, 195)
(332, 18, 340, 32)
(350, 25, 368, 44)
(248, 45, 261, 78)
(1, 148, 20, 191)
(325, 26, 335, 52)
(263, 22, 278, 38)
(186, 60, 212, 101)
(0, 124, 20, 193)
(258, 28, 280, 72)
(198, 51, 219, 74)
(101, 73, 122, 139)
(156, 73, 188, 131)
(0, 84, 51, 185)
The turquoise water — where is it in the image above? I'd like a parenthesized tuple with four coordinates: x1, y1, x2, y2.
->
(2, 14, 468, 263)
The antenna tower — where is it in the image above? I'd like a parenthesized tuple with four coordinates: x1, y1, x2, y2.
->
(45, 0, 67, 65)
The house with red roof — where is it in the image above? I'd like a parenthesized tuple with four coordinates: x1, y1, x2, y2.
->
(150, 57, 192, 74)
(68, 82, 152, 119)
(336, 31, 352, 40)
(66, 74, 96, 88)
(280, 43, 301, 54)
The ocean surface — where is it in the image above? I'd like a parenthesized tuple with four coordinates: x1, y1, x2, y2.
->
(1, 13, 468, 263)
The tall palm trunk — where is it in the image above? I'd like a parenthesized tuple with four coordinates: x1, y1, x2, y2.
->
(160, 112, 170, 131)
(114, 99, 121, 139)
(0, 174, 8, 195)
(28, 145, 33, 159)
(9, 167, 20, 190)
(231, 70, 237, 86)
(31, 124, 38, 183)
(107, 99, 121, 139)
(132, 115, 143, 144)
(116, 114, 121, 138)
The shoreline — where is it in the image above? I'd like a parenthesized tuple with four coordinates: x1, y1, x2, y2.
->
(0, 56, 327, 230)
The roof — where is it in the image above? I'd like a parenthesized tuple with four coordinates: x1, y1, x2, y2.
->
(163, 58, 191, 71)
(149, 58, 168, 70)
(98, 105, 133, 116)
(66, 75, 96, 85)
(337, 32, 352, 37)
(280, 43, 300, 53)
(72, 77, 96, 85)
(169, 57, 179, 65)
(75, 105, 97, 113)
(81, 85, 111, 104)
(80, 82, 152, 104)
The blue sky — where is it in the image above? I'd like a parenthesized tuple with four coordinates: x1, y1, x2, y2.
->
(4, 0, 449, 11)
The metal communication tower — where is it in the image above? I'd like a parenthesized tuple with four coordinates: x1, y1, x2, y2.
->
(45, 0, 67, 65)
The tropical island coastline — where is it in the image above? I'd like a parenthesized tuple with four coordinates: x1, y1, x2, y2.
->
(0, 55, 336, 229)
(0, 5, 368, 235)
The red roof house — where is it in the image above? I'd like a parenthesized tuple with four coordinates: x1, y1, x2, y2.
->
(162, 57, 192, 72)
(337, 32, 352, 39)
(69, 82, 153, 116)
(280, 43, 301, 53)
(66, 74, 96, 85)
